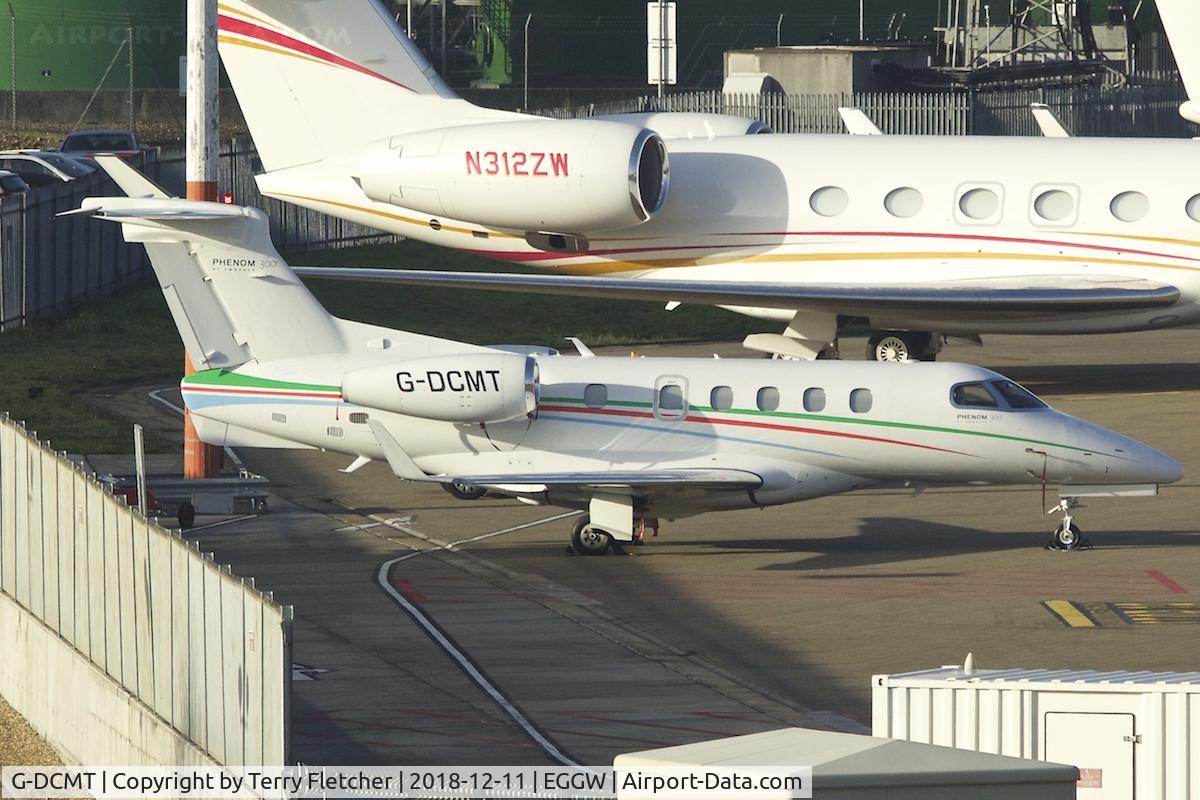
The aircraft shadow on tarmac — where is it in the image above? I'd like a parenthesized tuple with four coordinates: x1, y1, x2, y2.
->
(701, 517, 1200, 572)
(993, 362, 1200, 396)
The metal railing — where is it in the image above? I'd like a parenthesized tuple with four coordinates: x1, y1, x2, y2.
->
(541, 82, 1189, 138)
(0, 415, 292, 765)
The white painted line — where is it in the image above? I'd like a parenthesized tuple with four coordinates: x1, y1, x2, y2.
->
(382, 510, 582, 563)
(377, 553, 581, 766)
(181, 513, 261, 533)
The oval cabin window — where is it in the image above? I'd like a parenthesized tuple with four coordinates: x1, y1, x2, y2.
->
(1110, 191, 1149, 223)
(1033, 189, 1075, 222)
(884, 187, 923, 218)
(810, 186, 849, 217)
(959, 187, 1000, 220)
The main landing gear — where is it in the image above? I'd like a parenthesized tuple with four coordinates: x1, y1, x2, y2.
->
(1046, 497, 1091, 551)
(568, 514, 657, 556)
(867, 331, 941, 362)
(443, 479, 487, 501)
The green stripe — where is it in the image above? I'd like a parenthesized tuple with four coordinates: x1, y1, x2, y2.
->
(540, 395, 1091, 454)
(183, 369, 340, 393)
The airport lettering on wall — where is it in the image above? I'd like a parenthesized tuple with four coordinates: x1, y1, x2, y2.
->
(397, 369, 502, 393)
(465, 151, 569, 177)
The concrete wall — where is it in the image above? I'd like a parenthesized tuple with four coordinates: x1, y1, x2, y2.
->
(725, 47, 930, 94)
(0, 416, 291, 766)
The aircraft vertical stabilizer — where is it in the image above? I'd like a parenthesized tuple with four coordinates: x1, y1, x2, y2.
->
(217, 0, 517, 172)
(1156, 0, 1200, 123)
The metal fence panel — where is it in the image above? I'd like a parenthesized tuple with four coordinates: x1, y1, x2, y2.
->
(242, 584, 264, 767)
(203, 560, 226, 764)
(86, 478, 108, 671)
(54, 450, 74, 642)
(221, 575, 245, 765)
(116, 507, 138, 694)
(0, 420, 15, 596)
(148, 527, 174, 724)
(25, 434, 42, 620)
(39, 445, 59, 633)
(171, 536, 192, 735)
(187, 541, 208, 753)
(261, 603, 288, 766)
(70, 467, 90, 655)
(131, 516, 154, 707)
(12, 422, 28, 609)
(102, 495, 122, 683)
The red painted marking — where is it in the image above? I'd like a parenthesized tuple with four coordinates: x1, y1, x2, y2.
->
(538, 404, 972, 457)
(182, 386, 342, 400)
(1147, 569, 1186, 594)
(218, 14, 414, 92)
(392, 577, 429, 604)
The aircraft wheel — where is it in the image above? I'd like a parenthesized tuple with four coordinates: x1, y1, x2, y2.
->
(1053, 522, 1082, 550)
(571, 516, 612, 555)
(868, 331, 930, 362)
(444, 479, 486, 501)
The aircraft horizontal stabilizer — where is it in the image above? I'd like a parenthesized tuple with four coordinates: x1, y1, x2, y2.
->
(292, 267, 1181, 316)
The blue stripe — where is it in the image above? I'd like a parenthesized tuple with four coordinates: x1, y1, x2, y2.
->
(182, 393, 339, 411)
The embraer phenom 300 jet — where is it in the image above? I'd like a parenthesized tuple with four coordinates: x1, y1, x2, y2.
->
(216, 0, 1200, 361)
(76, 160, 1181, 553)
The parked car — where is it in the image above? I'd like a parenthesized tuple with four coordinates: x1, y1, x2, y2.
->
(59, 129, 149, 160)
(0, 150, 96, 188)
(0, 170, 31, 198)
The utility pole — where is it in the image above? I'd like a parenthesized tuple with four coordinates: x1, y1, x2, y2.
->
(523, 13, 532, 110)
(8, 3, 15, 129)
(406, 0, 412, 38)
(184, 0, 223, 479)
(127, 18, 134, 134)
(859, 0, 865, 40)
(658, 0, 667, 98)
(440, 0, 446, 76)
(776, 14, 784, 47)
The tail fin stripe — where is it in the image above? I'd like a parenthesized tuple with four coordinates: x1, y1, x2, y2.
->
(216, 2, 277, 30)
(218, 13, 415, 92)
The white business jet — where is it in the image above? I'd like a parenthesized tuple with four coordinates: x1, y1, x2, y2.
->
(73, 162, 1180, 553)
(215, 0, 1200, 362)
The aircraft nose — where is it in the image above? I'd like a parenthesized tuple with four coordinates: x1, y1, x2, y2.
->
(1113, 438, 1183, 485)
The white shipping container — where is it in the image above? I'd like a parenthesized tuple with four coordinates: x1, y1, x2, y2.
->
(873, 665, 1200, 800)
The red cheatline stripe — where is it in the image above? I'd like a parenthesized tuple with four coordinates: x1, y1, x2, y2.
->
(538, 404, 971, 457)
(716, 230, 1200, 264)
(218, 14, 415, 92)
(183, 386, 342, 399)
(494, 229, 1198, 265)
(1147, 569, 1187, 594)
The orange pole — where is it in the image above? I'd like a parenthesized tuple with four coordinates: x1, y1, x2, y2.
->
(183, 179, 223, 479)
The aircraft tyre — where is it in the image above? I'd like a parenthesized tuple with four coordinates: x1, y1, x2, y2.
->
(444, 479, 486, 501)
(571, 515, 612, 555)
(1053, 522, 1082, 550)
(177, 502, 196, 530)
(868, 331, 934, 362)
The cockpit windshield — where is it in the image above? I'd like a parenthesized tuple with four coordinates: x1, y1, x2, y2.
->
(951, 382, 999, 408)
(950, 379, 1048, 411)
(990, 379, 1047, 409)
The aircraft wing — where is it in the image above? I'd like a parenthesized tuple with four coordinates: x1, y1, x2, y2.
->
(455, 469, 763, 492)
(292, 267, 1180, 315)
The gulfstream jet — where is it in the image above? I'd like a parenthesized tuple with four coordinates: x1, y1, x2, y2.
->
(74, 164, 1181, 553)
(218, 0, 1200, 361)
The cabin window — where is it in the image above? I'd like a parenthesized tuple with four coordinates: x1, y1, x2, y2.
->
(348, 412, 370, 424)
(1033, 189, 1076, 223)
(958, 187, 1001, 221)
(710, 386, 734, 411)
(810, 186, 849, 217)
(803, 387, 826, 413)
(990, 379, 1047, 409)
(583, 383, 608, 409)
(756, 386, 780, 412)
(1110, 191, 1149, 223)
(1186, 194, 1200, 222)
(951, 382, 999, 408)
(849, 388, 873, 413)
(884, 187, 923, 218)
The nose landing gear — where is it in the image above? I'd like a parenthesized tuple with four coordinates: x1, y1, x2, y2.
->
(1046, 498, 1091, 551)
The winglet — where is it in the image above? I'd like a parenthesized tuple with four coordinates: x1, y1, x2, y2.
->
(565, 337, 595, 358)
(1031, 103, 1071, 138)
(838, 107, 883, 135)
(1155, 0, 1200, 123)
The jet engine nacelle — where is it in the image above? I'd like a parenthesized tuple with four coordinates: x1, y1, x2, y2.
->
(342, 353, 539, 424)
(357, 120, 669, 233)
